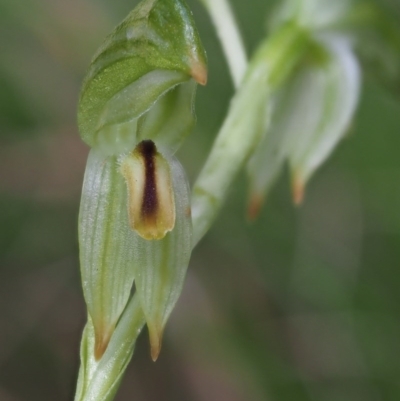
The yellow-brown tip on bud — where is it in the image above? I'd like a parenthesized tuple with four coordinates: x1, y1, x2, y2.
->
(292, 173, 305, 206)
(190, 59, 208, 86)
(247, 194, 264, 222)
(94, 324, 114, 361)
(149, 323, 164, 362)
(121, 140, 175, 240)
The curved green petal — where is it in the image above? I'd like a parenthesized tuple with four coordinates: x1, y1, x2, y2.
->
(138, 79, 197, 153)
(78, 0, 207, 154)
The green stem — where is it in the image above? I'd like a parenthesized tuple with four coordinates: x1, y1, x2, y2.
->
(198, 0, 247, 87)
(74, 295, 146, 401)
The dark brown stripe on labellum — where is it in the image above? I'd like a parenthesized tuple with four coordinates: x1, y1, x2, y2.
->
(120, 139, 175, 240)
(137, 140, 158, 219)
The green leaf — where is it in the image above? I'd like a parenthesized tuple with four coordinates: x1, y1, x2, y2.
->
(78, 0, 207, 154)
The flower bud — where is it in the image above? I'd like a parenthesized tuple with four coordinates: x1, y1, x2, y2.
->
(286, 35, 360, 203)
(246, 34, 360, 213)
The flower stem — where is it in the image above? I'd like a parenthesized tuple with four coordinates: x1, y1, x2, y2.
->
(198, 0, 247, 87)
(74, 295, 146, 401)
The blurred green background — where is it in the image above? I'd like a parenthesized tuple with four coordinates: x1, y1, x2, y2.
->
(1, 0, 400, 400)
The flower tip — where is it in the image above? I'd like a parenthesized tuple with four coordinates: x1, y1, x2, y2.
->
(247, 194, 265, 221)
(149, 325, 164, 362)
(94, 325, 114, 361)
(292, 174, 305, 206)
(151, 343, 161, 362)
(135, 223, 173, 241)
(190, 59, 208, 86)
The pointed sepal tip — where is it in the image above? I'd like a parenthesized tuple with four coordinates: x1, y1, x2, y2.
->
(191, 59, 208, 86)
(292, 172, 305, 206)
(94, 324, 115, 361)
(247, 194, 265, 222)
(149, 323, 164, 362)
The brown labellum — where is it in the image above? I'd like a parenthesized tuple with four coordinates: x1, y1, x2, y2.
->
(120, 140, 176, 240)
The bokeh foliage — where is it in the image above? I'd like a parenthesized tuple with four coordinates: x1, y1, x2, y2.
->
(0, 0, 399, 400)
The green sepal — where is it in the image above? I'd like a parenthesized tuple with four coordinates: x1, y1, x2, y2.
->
(246, 86, 291, 220)
(286, 35, 360, 202)
(130, 154, 193, 361)
(78, 0, 207, 154)
(79, 149, 137, 360)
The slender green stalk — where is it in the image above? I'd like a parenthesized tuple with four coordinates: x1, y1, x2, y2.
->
(199, 0, 247, 87)
(75, 295, 146, 401)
